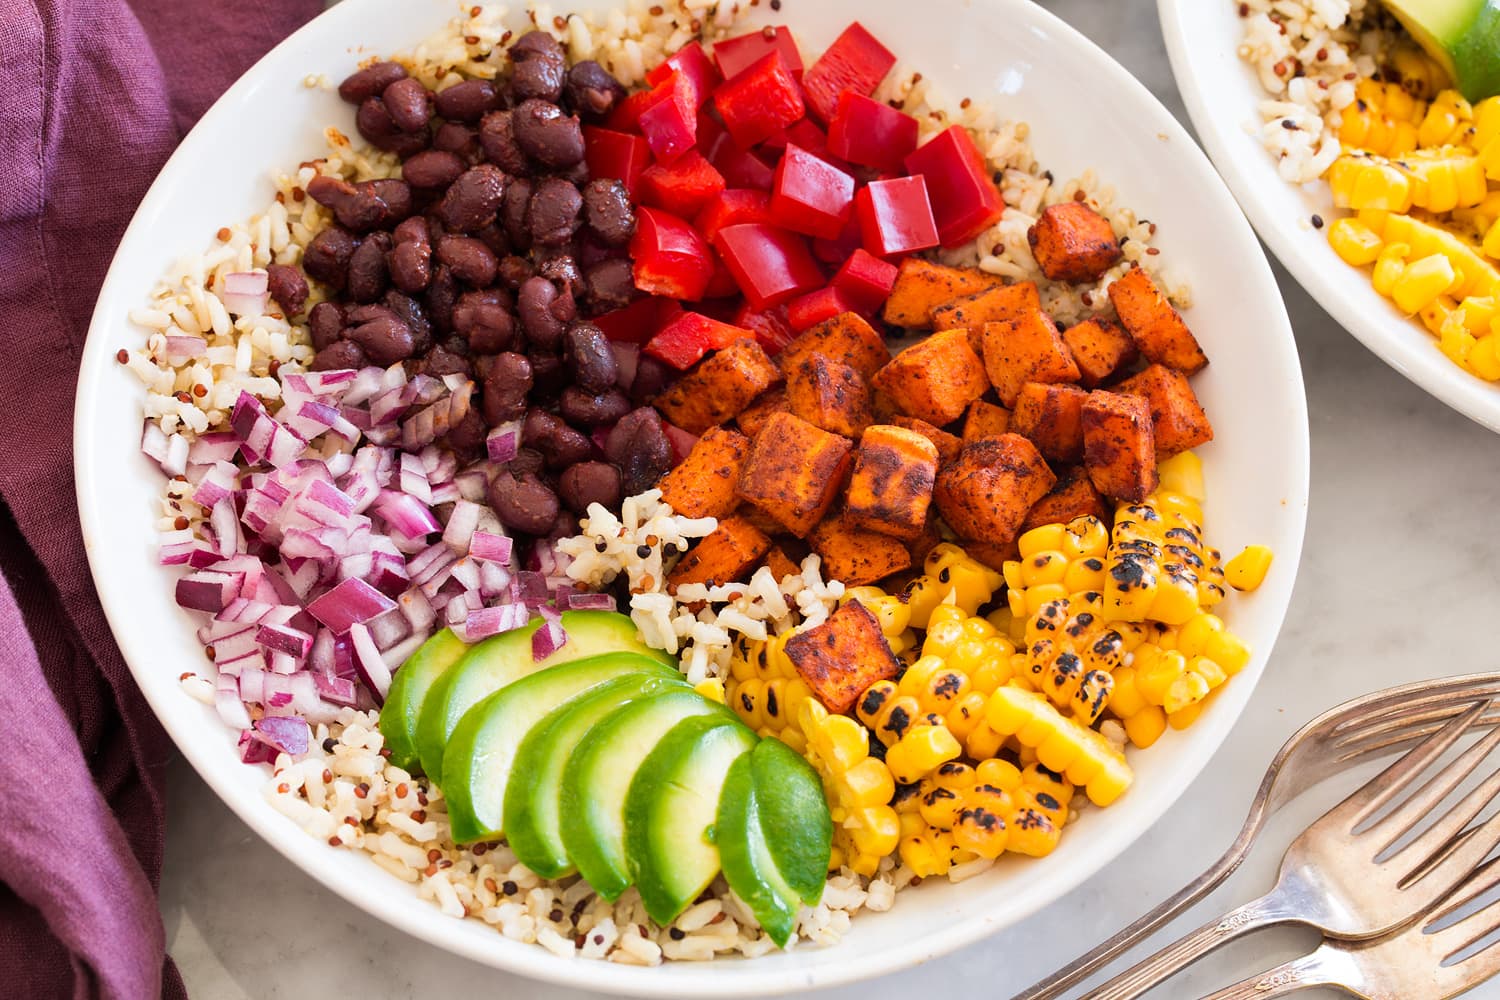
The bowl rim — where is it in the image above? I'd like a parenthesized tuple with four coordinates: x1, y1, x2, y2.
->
(75, 0, 1310, 994)
(1156, 0, 1500, 434)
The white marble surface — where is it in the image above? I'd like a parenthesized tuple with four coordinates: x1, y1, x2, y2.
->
(156, 2, 1500, 997)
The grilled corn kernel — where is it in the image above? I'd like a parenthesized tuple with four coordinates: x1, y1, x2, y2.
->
(1341, 81, 1424, 156)
(886, 724, 962, 784)
(694, 678, 726, 704)
(984, 685, 1133, 806)
(843, 585, 912, 638)
(1223, 545, 1274, 591)
(1372, 241, 1411, 296)
(1005, 517, 1110, 639)
(1103, 499, 1211, 625)
(1329, 154, 1413, 212)
(903, 544, 1003, 629)
(1393, 253, 1459, 313)
(1328, 217, 1386, 266)
(1400, 148, 1488, 214)
(1122, 705, 1168, 749)
(1417, 90, 1474, 148)
(1391, 46, 1452, 101)
(1022, 593, 1124, 723)
(1156, 451, 1206, 502)
(1470, 332, 1500, 380)
(797, 699, 899, 876)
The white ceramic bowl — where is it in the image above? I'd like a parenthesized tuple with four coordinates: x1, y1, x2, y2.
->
(1158, 0, 1500, 433)
(76, 0, 1309, 994)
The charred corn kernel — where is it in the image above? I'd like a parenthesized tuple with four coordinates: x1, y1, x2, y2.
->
(901, 544, 1003, 630)
(1393, 253, 1459, 313)
(1417, 90, 1474, 148)
(1470, 332, 1500, 380)
(1157, 451, 1206, 503)
(898, 654, 972, 712)
(985, 685, 1133, 806)
(1424, 295, 1463, 337)
(1329, 155, 1413, 212)
(1021, 593, 1124, 723)
(1440, 310, 1479, 368)
(694, 677, 725, 704)
(1341, 82, 1424, 156)
(944, 690, 989, 742)
(976, 757, 1022, 791)
(1123, 705, 1168, 748)
(1372, 242, 1411, 296)
(1356, 78, 1429, 126)
(1103, 498, 1214, 625)
(1391, 46, 1452, 101)
(1224, 546, 1274, 591)
(1378, 213, 1500, 299)
(797, 699, 899, 876)
(1329, 217, 1386, 266)
(1168, 700, 1206, 731)
(843, 585, 912, 637)
(898, 824, 957, 878)
(964, 721, 1005, 760)
(886, 724, 962, 784)
(1474, 96, 1500, 149)
(1006, 517, 1110, 637)
(1398, 148, 1488, 214)
(856, 680, 922, 747)
(725, 633, 816, 744)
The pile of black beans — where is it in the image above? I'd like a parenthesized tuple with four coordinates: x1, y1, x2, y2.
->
(266, 31, 677, 541)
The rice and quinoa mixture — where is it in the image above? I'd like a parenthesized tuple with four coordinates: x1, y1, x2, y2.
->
(137, 0, 1184, 962)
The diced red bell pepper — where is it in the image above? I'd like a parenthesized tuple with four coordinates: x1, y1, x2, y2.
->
(605, 89, 656, 133)
(583, 126, 653, 196)
(827, 92, 919, 173)
(703, 254, 741, 299)
(631, 206, 716, 301)
(714, 53, 807, 149)
(812, 211, 864, 265)
(800, 22, 897, 125)
(663, 422, 702, 464)
(832, 248, 899, 314)
(761, 118, 829, 158)
(903, 124, 1005, 247)
(733, 302, 797, 355)
(713, 26, 803, 81)
(636, 73, 698, 163)
(694, 188, 774, 244)
(709, 138, 775, 191)
(855, 175, 939, 257)
(594, 296, 684, 344)
(645, 311, 752, 369)
(645, 41, 721, 109)
(639, 150, 727, 219)
(713, 223, 825, 310)
(786, 286, 859, 332)
(770, 143, 855, 241)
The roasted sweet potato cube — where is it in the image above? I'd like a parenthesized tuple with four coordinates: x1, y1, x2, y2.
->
(890, 415, 963, 466)
(1021, 466, 1110, 533)
(932, 282, 1040, 354)
(810, 513, 913, 586)
(1115, 363, 1213, 456)
(963, 538, 1020, 573)
(907, 517, 942, 566)
(882, 258, 1003, 330)
(657, 427, 750, 520)
(980, 310, 1081, 408)
(763, 544, 801, 582)
(962, 399, 1012, 444)
(1062, 317, 1138, 388)
(871, 329, 989, 426)
(1027, 202, 1123, 283)
(667, 516, 772, 592)
(736, 411, 853, 537)
(776, 312, 891, 380)
(786, 352, 874, 438)
(654, 338, 780, 434)
(845, 424, 938, 540)
(736, 386, 789, 439)
(1010, 382, 1088, 463)
(735, 502, 786, 539)
(1106, 267, 1208, 374)
(933, 433, 1056, 545)
(783, 598, 901, 713)
(1082, 391, 1158, 502)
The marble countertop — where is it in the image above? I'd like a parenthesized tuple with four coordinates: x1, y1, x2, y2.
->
(157, 2, 1500, 997)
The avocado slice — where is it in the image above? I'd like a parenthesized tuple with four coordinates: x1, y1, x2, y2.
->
(1383, 0, 1500, 100)
(504, 672, 690, 878)
(414, 610, 672, 785)
(716, 753, 802, 948)
(378, 628, 468, 773)
(559, 689, 729, 901)
(441, 652, 677, 844)
(749, 738, 833, 905)
(624, 715, 758, 926)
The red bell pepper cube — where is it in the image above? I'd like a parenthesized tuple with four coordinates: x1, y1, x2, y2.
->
(812, 211, 864, 265)
(713, 26, 803, 81)
(769, 143, 855, 241)
(583, 126, 652, 196)
(636, 73, 698, 163)
(703, 253, 741, 299)
(800, 22, 897, 125)
(761, 118, 829, 158)
(714, 53, 807, 149)
(903, 125, 1005, 247)
(631, 206, 716, 301)
(786, 286, 859, 333)
(645, 311, 751, 369)
(606, 88, 656, 133)
(639, 150, 727, 219)
(645, 41, 721, 109)
(831, 248, 899, 314)
(713, 222, 825, 310)
(694, 188, 774, 244)
(594, 296, 684, 344)
(855, 175, 939, 257)
(709, 138, 775, 191)
(733, 302, 797, 355)
(827, 92, 918, 173)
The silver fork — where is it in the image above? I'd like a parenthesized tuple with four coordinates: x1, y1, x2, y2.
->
(1017, 673, 1500, 1000)
(1082, 699, 1500, 1000)
(1200, 857, 1500, 999)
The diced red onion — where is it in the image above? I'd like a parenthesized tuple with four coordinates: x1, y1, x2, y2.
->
(443, 500, 482, 554)
(305, 577, 397, 634)
(368, 606, 413, 652)
(251, 714, 309, 755)
(163, 335, 208, 365)
(568, 592, 616, 611)
(160, 540, 212, 567)
(222, 271, 270, 317)
(399, 452, 433, 504)
(266, 650, 299, 676)
(142, 421, 170, 464)
(256, 622, 312, 658)
(187, 431, 240, 466)
(192, 461, 238, 508)
(460, 604, 527, 643)
(215, 673, 252, 729)
(449, 557, 481, 593)
(368, 550, 411, 597)
(313, 672, 359, 706)
(486, 422, 521, 463)
(454, 468, 488, 502)
(381, 630, 431, 672)
(532, 611, 567, 662)
(347, 622, 392, 703)
(372, 490, 440, 541)
(399, 587, 436, 632)
(176, 570, 241, 613)
(517, 571, 549, 607)
(238, 730, 280, 764)
(469, 530, 513, 564)
(479, 561, 513, 600)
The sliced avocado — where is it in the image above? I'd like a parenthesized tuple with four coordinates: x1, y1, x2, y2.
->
(379, 628, 468, 773)
(441, 652, 676, 844)
(559, 689, 729, 901)
(1383, 0, 1500, 100)
(414, 610, 672, 785)
(749, 738, 833, 906)
(625, 715, 758, 926)
(504, 672, 690, 878)
(716, 752, 802, 948)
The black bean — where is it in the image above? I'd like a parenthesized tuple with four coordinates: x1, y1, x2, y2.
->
(527, 352, 570, 401)
(308, 301, 346, 350)
(581, 179, 635, 247)
(507, 446, 546, 478)
(432, 121, 481, 162)
(439, 164, 507, 232)
(487, 470, 559, 535)
(478, 111, 530, 176)
(347, 310, 415, 364)
(347, 237, 391, 303)
(606, 407, 673, 494)
(420, 344, 473, 379)
(517, 276, 574, 351)
(559, 462, 622, 516)
(511, 99, 585, 169)
(453, 289, 517, 353)
(509, 53, 566, 104)
(559, 386, 630, 426)
(501, 177, 534, 251)
(481, 352, 533, 424)
(356, 179, 413, 224)
(434, 79, 500, 122)
(629, 354, 673, 405)
(536, 252, 581, 294)
(383, 291, 432, 356)
(338, 61, 407, 104)
(311, 339, 367, 370)
(355, 97, 429, 156)
(382, 77, 432, 132)
(564, 322, 617, 393)
(424, 265, 460, 334)
(306, 175, 384, 232)
(435, 235, 499, 286)
(446, 407, 487, 454)
(497, 255, 534, 290)
(388, 239, 432, 293)
(583, 258, 636, 311)
(266, 264, 309, 316)
(564, 61, 626, 120)
(393, 215, 430, 246)
(509, 29, 565, 63)
(302, 226, 360, 290)
(401, 149, 466, 190)
(523, 409, 593, 469)
(527, 177, 582, 246)
(475, 222, 511, 259)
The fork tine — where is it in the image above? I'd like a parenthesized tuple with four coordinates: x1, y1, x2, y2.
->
(1363, 722, 1500, 854)
(1428, 856, 1500, 927)
(1398, 809, 1500, 920)
(1392, 762, 1500, 880)
(1431, 857, 1500, 958)
(1322, 700, 1492, 830)
(1334, 703, 1500, 752)
(1329, 678, 1500, 739)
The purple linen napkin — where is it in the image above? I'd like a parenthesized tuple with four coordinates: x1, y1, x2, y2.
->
(0, 0, 321, 996)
